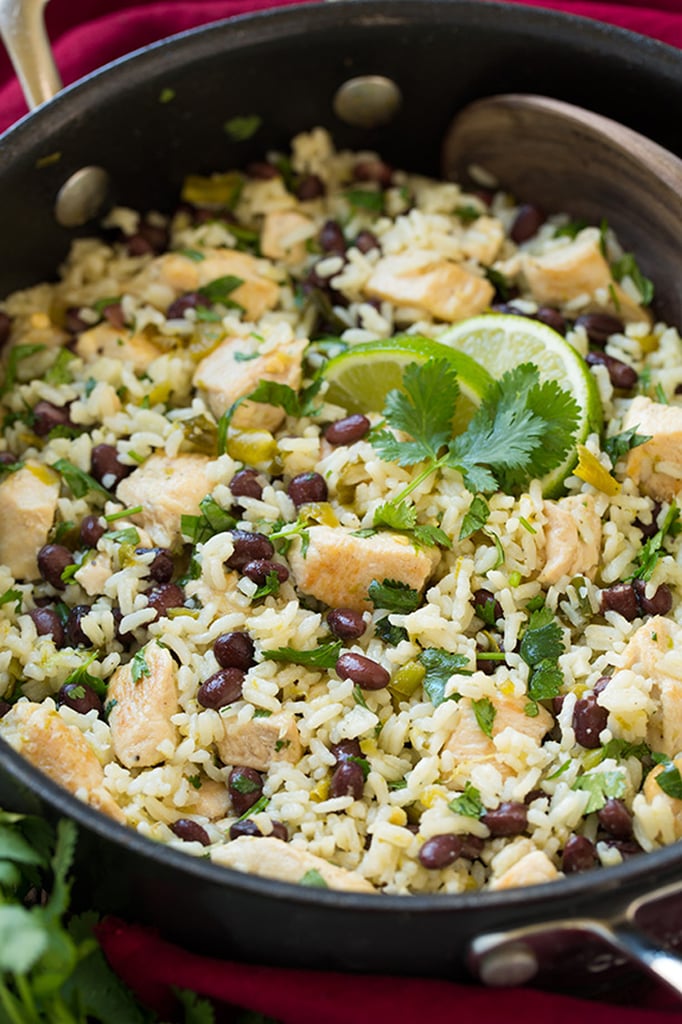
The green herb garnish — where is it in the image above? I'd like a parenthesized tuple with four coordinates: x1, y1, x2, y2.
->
(224, 114, 262, 141)
(448, 781, 484, 818)
(627, 502, 680, 582)
(261, 640, 342, 669)
(418, 648, 471, 707)
(368, 579, 421, 614)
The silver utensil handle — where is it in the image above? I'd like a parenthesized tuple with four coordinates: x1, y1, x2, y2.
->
(0, 0, 60, 109)
(610, 921, 682, 995)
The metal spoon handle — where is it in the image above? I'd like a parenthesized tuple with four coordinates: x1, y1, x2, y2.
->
(0, 0, 60, 109)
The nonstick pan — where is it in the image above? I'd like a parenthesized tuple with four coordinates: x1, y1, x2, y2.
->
(1, 0, 682, 999)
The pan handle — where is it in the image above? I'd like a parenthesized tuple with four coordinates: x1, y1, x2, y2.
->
(0, 0, 61, 109)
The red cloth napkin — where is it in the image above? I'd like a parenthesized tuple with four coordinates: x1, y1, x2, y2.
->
(3, 1, 682, 1020)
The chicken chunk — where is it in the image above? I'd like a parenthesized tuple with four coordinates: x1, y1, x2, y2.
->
(0, 701, 124, 821)
(641, 758, 682, 839)
(108, 642, 178, 768)
(182, 778, 231, 820)
(0, 463, 60, 579)
(538, 494, 602, 585)
(74, 551, 112, 597)
(116, 452, 211, 549)
(490, 849, 559, 890)
(193, 336, 307, 430)
(609, 616, 682, 758)
(130, 249, 279, 322)
(622, 396, 682, 501)
(288, 526, 440, 613)
(364, 252, 494, 322)
(521, 229, 650, 323)
(75, 322, 163, 372)
(461, 216, 505, 265)
(260, 210, 315, 266)
(211, 836, 375, 892)
(444, 694, 553, 769)
(216, 712, 301, 772)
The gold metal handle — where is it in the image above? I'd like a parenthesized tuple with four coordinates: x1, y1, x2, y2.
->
(0, 0, 61, 109)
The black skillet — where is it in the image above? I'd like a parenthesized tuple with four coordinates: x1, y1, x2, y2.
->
(1, 0, 682, 1000)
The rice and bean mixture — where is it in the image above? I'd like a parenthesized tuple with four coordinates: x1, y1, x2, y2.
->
(0, 127, 681, 895)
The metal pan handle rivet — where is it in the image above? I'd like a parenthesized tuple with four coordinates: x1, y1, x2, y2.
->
(476, 942, 539, 987)
(333, 75, 402, 128)
(54, 166, 111, 228)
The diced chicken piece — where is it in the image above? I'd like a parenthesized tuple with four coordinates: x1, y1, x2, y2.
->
(461, 216, 505, 265)
(642, 758, 682, 839)
(75, 322, 163, 372)
(444, 695, 553, 767)
(183, 778, 231, 820)
(74, 551, 112, 597)
(116, 452, 211, 549)
(193, 336, 307, 430)
(288, 526, 440, 613)
(0, 700, 124, 822)
(491, 849, 559, 890)
(212, 836, 375, 892)
(521, 229, 651, 323)
(611, 616, 682, 758)
(108, 643, 178, 768)
(130, 249, 279, 322)
(622, 396, 682, 501)
(364, 252, 494, 322)
(216, 712, 301, 772)
(0, 463, 60, 579)
(538, 494, 602, 585)
(260, 210, 315, 266)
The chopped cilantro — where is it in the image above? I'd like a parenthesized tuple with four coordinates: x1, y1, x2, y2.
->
(299, 868, 329, 888)
(374, 616, 408, 646)
(230, 774, 261, 795)
(179, 247, 205, 262)
(368, 579, 421, 614)
(105, 527, 140, 546)
(352, 686, 369, 709)
(62, 652, 106, 697)
(345, 188, 384, 214)
(472, 696, 496, 738)
(448, 781, 484, 818)
(603, 426, 653, 466)
(655, 761, 682, 799)
(554, 218, 589, 239)
(252, 570, 282, 600)
(51, 459, 109, 498)
(611, 252, 654, 306)
(520, 606, 565, 701)
(236, 795, 269, 821)
(627, 502, 680, 582)
(130, 649, 151, 685)
(524, 700, 540, 717)
(234, 351, 259, 362)
(388, 778, 408, 791)
(198, 275, 244, 309)
(0, 588, 21, 609)
(44, 348, 76, 386)
(348, 755, 371, 780)
(485, 267, 512, 300)
(261, 640, 342, 669)
(455, 204, 481, 224)
(104, 506, 142, 523)
(187, 774, 202, 790)
(571, 769, 626, 813)
(181, 497, 236, 545)
(546, 760, 571, 780)
(459, 495, 490, 541)
(1, 344, 46, 395)
(418, 648, 471, 707)
(224, 114, 262, 141)
(244, 378, 322, 419)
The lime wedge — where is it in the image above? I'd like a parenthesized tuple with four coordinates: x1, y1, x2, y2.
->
(321, 335, 494, 434)
(440, 314, 603, 496)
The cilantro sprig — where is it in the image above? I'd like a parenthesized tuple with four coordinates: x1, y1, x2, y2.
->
(520, 606, 565, 701)
(418, 648, 471, 706)
(627, 502, 680, 582)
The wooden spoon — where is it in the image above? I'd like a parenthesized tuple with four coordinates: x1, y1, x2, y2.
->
(441, 94, 682, 328)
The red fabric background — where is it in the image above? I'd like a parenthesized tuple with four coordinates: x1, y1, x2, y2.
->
(3, 1, 682, 1020)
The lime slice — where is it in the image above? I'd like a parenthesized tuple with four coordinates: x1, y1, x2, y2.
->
(439, 314, 603, 496)
(321, 335, 494, 434)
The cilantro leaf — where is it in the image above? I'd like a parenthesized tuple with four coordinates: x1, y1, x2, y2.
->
(611, 252, 654, 306)
(592, 737, 651, 765)
(655, 761, 682, 799)
(603, 425, 652, 465)
(44, 348, 76, 386)
(448, 781, 484, 818)
(224, 114, 262, 141)
(62, 653, 107, 697)
(244, 378, 321, 419)
(0, 587, 21, 609)
(472, 696, 496, 738)
(130, 649, 150, 684)
(527, 658, 564, 701)
(459, 495, 490, 541)
(418, 648, 470, 706)
(252, 569, 282, 600)
(181, 496, 237, 545)
(628, 502, 680, 582)
(198, 274, 244, 306)
(374, 359, 460, 466)
(554, 218, 589, 240)
(345, 188, 384, 214)
(374, 616, 408, 646)
(299, 868, 329, 888)
(520, 607, 564, 666)
(412, 523, 452, 548)
(262, 640, 342, 669)
(368, 578, 421, 614)
(1, 343, 46, 395)
(52, 458, 109, 498)
(571, 770, 626, 813)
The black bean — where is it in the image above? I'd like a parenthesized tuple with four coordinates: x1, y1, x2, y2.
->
(335, 652, 390, 690)
(65, 605, 92, 647)
(58, 681, 103, 716)
(633, 502, 661, 539)
(144, 583, 185, 620)
(112, 607, 134, 650)
(598, 797, 633, 839)
(319, 220, 347, 255)
(524, 789, 546, 805)
(354, 230, 380, 254)
(166, 292, 210, 319)
(197, 667, 244, 709)
(330, 761, 365, 800)
(214, 631, 255, 671)
(170, 819, 211, 846)
(324, 414, 370, 447)
(460, 835, 485, 860)
(32, 401, 72, 437)
(0, 311, 12, 347)
(0, 452, 17, 466)
(602, 838, 642, 859)
(287, 472, 328, 507)
(229, 469, 263, 501)
(270, 822, 289, 841)
(64, 308, 89, 334)
(0, 700, 10, 718)
(633, 579, 673, 617)
(585, 351, 638, 390)
(600, 583, 639, 621)
(242, 559, 289, 586)
(553, 694, 565, 715)
(330, 739, 362, 763)
(353, 159, 393, 187)
(472, 588, 502, 623)
(418, 834, 463, 869)
(126, 222, 169, 256)
(29, 607, 65, 647)
(575, 312, 624, 347)
(136, 547, 174, 583)
(102, 302, 126, 331)
(296, 174, 326, 201)
(90, 444, 132, 489)
(510, 204, 546, 243)
(562, 834, 598, 873)
(225, 530, 274, 571)
(573, 693, 608, 748)
(228, 766, 264, 816)
(593, 675, 611, 695)
(247, 161, 279, 180)
(481, 802, 527, 837)
(533, 306, 566, 335)
(327, 608, 366, 641)
(229, 819, 262, 839)
(79, 515, 105, 548)
(37, 544, 74, 590)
